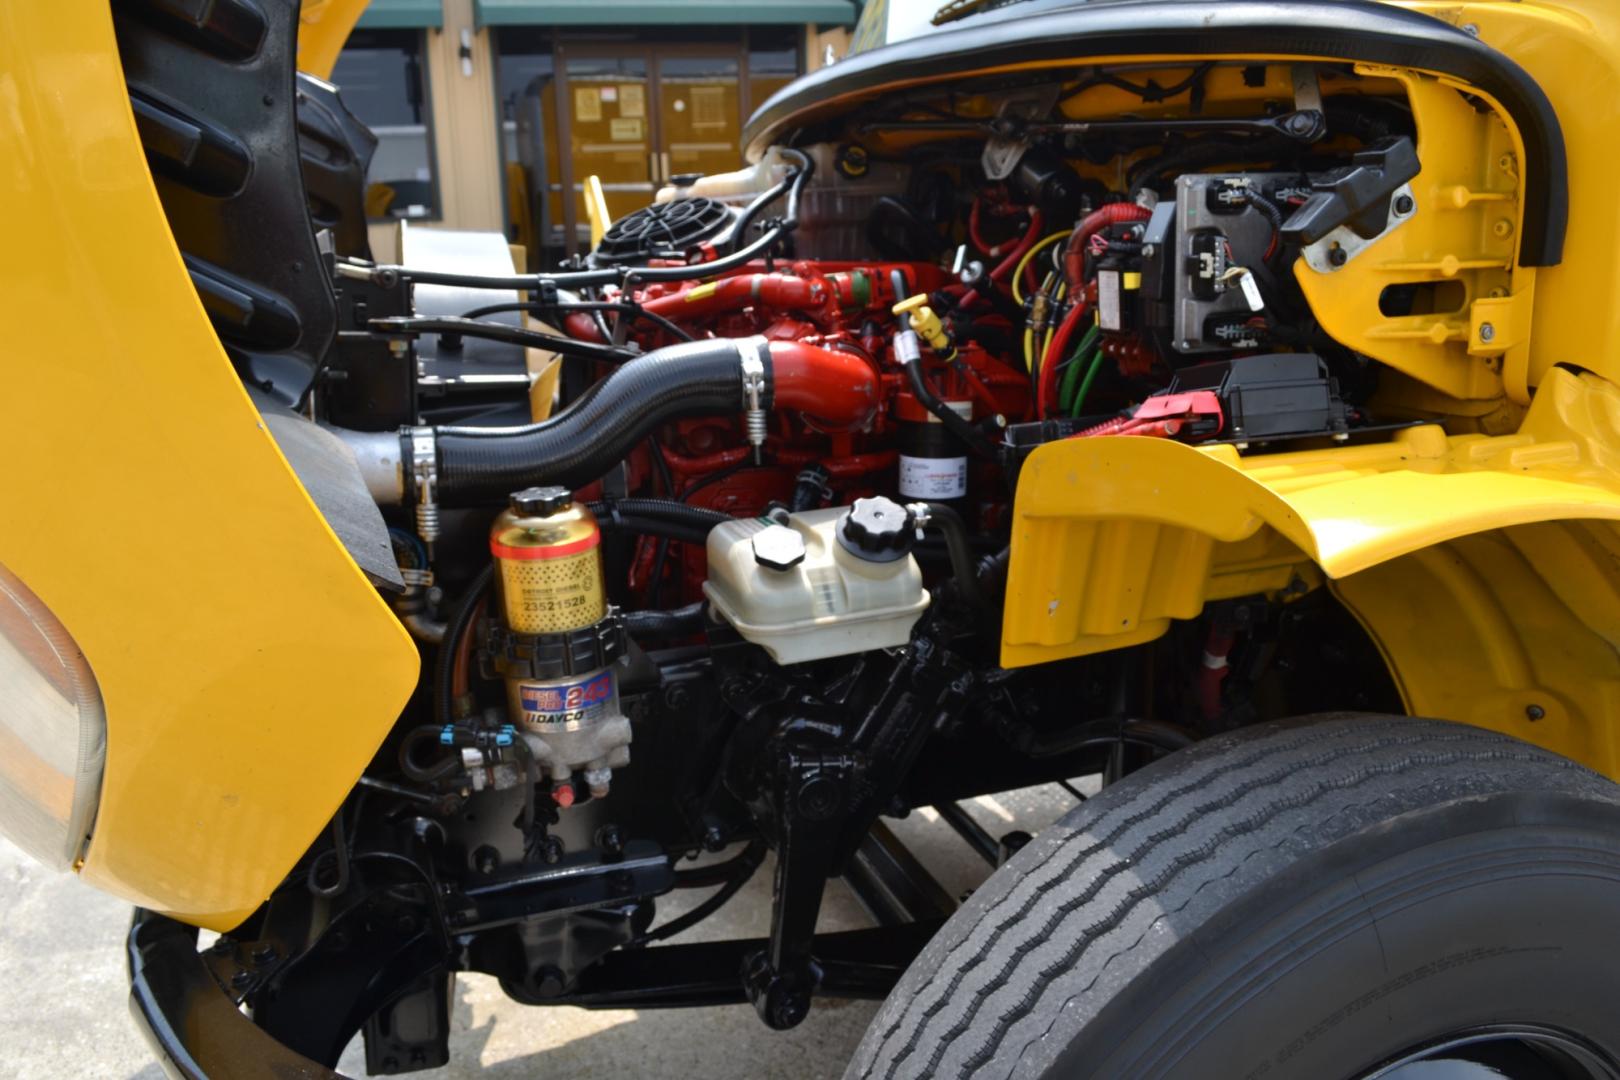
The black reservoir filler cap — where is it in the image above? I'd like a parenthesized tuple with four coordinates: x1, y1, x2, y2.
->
(837, 496, 916, 563)
(510, 486, 571, 517)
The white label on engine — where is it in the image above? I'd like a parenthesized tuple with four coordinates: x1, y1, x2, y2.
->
(1238, 268, 1264, 312)
(1098, 269, 1122, 331)
(899, 455, 968, 499)
(920, 399, 973, 424)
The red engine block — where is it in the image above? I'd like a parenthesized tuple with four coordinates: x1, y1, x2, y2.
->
(565, 259, 1031, 604)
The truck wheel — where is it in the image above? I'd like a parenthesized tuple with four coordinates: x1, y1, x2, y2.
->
(848, 714, 1620, 1080)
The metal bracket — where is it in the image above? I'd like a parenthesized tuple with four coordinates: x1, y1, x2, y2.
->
(1291, 63, 1324, 115)
(980, 86, 1060, 181)
(1301, 182, 1417, 273)
(1469, 289, 1534, 357)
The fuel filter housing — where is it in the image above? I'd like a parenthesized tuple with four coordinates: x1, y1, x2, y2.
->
(488, 486, 630, 799)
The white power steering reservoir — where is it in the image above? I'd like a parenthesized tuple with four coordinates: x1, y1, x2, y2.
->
(703, 497, 930, 664)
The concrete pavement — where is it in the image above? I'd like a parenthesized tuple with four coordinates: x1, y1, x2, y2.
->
(0, 782, 1088, 1078)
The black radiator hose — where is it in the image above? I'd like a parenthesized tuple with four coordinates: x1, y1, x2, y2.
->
(587, 499, 732, 545)
(623, 601, 707, 639)
(434, 338, 771, 504)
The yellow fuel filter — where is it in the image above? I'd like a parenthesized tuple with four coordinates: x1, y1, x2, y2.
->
(490, 487, 605, 634)
(489, 487, 629, 800)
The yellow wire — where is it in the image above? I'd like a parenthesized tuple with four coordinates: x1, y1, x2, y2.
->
(1024, 272, 1060, 371)
(1011, 229, 1073, 305)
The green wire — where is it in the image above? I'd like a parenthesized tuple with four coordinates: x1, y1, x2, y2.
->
(1058, 324, 1101, 414)
(1071, 344, 1108, 418)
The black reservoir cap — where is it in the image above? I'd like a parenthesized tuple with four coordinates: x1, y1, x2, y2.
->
(510, 486, 571, 517)
(837, 496, 916, 563)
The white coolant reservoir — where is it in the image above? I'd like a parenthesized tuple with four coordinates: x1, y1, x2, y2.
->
(703, 500, 930, 665)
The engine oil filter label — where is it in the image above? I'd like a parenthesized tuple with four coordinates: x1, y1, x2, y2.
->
(899, 455, 968, 499)
(519, 670, 616, 731)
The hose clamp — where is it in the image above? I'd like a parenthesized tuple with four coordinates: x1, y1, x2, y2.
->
(738, 336, 768, 464)
(408, 425, 439, 555)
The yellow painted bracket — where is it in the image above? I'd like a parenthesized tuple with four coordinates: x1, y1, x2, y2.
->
(1003, 366, 1620, 668)
(585, 175, 611, 248)
(1292, 67, 1531, 407)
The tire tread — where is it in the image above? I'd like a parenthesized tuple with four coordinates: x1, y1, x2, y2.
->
(847, 715, 1611, 1080)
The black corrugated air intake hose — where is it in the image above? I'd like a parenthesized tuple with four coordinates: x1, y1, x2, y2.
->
(433, 338, 772, 504)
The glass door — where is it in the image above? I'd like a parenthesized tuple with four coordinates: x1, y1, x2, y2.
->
(555, 41, 751, 257)
(655, 50, 743, 189)
(557, 46, 658, 254)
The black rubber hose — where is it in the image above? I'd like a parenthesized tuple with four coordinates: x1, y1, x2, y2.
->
(623, 601, 706, 640)
(368, 315, 634, 363)
(919, 503, 984, 615)
(509, 734, 540, 862)
(791, 464, 831, 512)
(901, 358, 999, 460)
(672, 837, 767, 888)
(400, 723, 461, 783)
(458, 301, 697, 343)
(382, 215, 796, 291)
(434, 339, 771, 504)
(433, 565, 494, 726)
(601, 516, 715, 545)
(589, 498, 731, 536)
(726, 146, 811, 257)
(1022, 717, 1199, 759)
(977, 546, 1011, 601)
(728, 173, 794, 255)
(306, 808, 352, 898)
(632, 839, 767, 946)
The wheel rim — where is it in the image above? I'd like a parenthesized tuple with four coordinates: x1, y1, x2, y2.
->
(1363, 1025, 1620, 1080)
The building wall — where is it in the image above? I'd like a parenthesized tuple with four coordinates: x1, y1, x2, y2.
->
(346, 3, 837, 263)
(423, 0, 505, 231)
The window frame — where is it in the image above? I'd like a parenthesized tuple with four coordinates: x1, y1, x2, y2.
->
(333, 27, 444, 224)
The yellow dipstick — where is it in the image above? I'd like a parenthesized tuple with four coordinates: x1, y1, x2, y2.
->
(893, 293, 952, 353)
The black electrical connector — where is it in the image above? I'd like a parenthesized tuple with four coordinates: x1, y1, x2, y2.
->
(1280, 135, 1420, 244)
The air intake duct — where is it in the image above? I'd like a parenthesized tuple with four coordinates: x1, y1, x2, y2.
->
(429, 336, 879, 505)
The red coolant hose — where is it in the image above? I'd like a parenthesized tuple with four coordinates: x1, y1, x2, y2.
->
(1064, 202, 1152, 290)
(639, 273, 836, 323)
(1038, 281, 1097, 418)
(958, 209, 1044, 312)
(553, 330, 881, 432)
(766, 339, 882, 429)
(663, 445, 897, 480)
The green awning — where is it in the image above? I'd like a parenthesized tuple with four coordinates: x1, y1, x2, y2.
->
(358, 0, 445, 29)
(475, 0, 855, 27)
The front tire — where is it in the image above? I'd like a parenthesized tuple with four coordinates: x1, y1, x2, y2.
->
(848, 714, 1620, 1080)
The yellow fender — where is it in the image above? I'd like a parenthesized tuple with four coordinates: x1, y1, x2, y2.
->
(293, 0, 372, 80)
(1005, 366, 1620, 774)
(0, 2, 418, 929)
